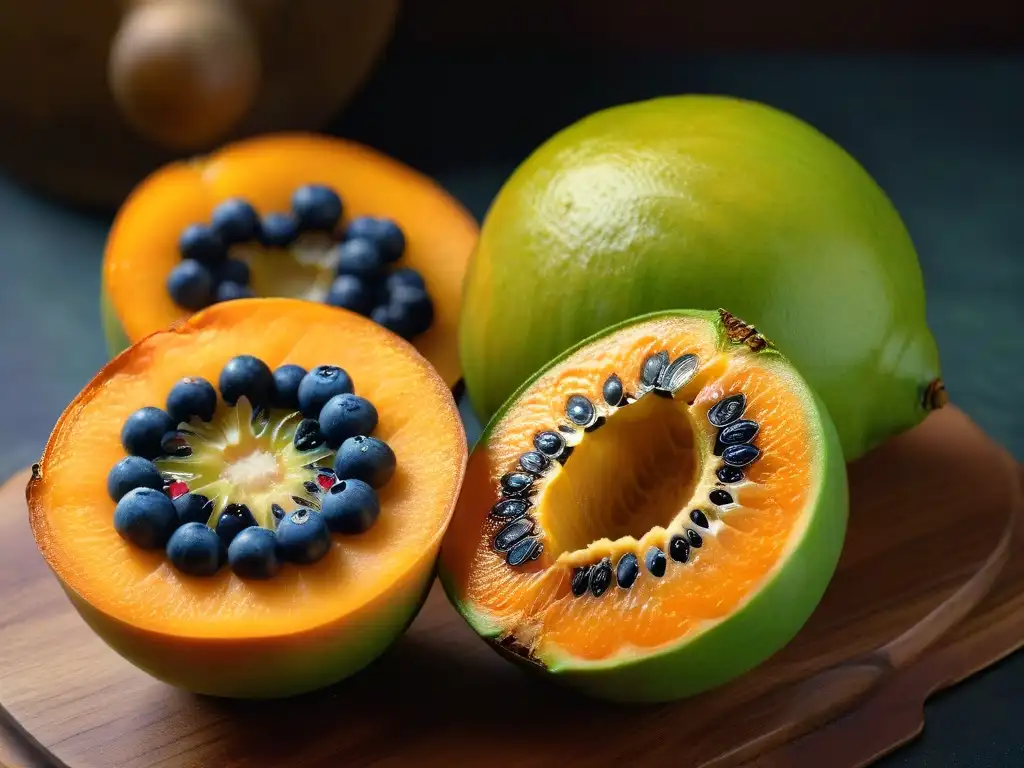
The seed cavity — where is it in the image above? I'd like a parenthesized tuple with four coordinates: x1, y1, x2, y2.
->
(722, 443, 761, 467)
(490, 498, 529, 521)
(720, 419, 759, 446)
(645, 547, 667, 576)
(660, 354, 699, 393)
(602, 374, 625, 406)
(640, 351, 670, 390)
(669, 535, 690, 563)
(590, 559, 613, 596)
(519, 451, 550, 475)
(494, 517, 534, 552)
(690, 509, 709, 528)
(506, 536, 543, 566)
(708, 394, 746, 427)
(616, 553, 640, 588)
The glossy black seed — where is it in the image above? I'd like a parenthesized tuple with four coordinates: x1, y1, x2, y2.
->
(585, 416, 606, 433)
(179, 223, 226, 266)
(519, 451, 550, 475)
(708, 394, 746, 427)
(167, 377, 217, 424)
(494, 517, 533, 552)
(661, 354, 699, 392)
(173, 493, 214, 526)
(602, 374, 624, 406)
(690, 509, 710, 528)
(506, 536, 542, 567)
(219, 355, 273, 406)
(259, 212, 300, 247)
(270, 364, 307, 410)
(500, 472, 534, 497)
(720, 419, 760, 446)
(292, 185, 343, 232)
(167, 260, 214, 310)
(303, 480, 320, 495)
(558, 424, 576, 435)
(686, 528, 704, 548)
(709, 489, 734, 507)
(571, 566, 592, 596)
(640, 351, 670, 388)
(722, 443, 761, 467)
(490, 498, 529, 521)
(589, 559, 613, 597)
(292, 494, 320, 510)
(616, 553, 640, 588)
(566, 395, 596, 427)
(293, 418, 325, 451)
(645, 547, 667, 577)
(716, 465, 744, 484)
(534, 431, 565, 458)
(669, 535, 690, 563)
(121, 406, 177, 459)
(271, 503, 286, 521)
(160, 432, 192, 457)
(215, 504, 257, 548)
(251, 406, 270, 433)
(211, 198, 261, 244)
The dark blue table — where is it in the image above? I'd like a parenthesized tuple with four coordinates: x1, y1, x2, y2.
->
(2, 51, 1022, 765)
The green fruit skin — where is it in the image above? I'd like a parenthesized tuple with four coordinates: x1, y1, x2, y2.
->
(441, 310, 849, 703)
(459, 95, 941, 459)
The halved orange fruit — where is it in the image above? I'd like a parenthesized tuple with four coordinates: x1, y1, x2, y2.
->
(440, 309, 848, 701)
(29, 298, 467, 697)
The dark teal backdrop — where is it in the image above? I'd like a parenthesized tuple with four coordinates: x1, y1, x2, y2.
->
(2, 51, 1021, 765)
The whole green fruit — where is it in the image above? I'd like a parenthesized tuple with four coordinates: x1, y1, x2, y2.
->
(459, 95, 944, 459)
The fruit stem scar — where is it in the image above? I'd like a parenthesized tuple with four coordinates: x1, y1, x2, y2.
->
(717, 308, 772, 352)
(924, 378, 948, 410)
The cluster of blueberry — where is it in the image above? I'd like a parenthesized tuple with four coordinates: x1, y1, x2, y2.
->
(166, 184, 434, 340)
(107, 355, 397, 580)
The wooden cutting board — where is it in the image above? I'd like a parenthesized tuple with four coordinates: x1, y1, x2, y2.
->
(0, 406, 1020, 768)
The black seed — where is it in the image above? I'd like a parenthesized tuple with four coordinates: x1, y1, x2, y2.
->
(720, 419, 759, 446)
(713, 433, 727, 456)
(303, 480, 320, 495)
(660, 354, 699, 392)
(645, 547, 667, 576)
(571, 566, 591, 596)
(566, 395, 596, 427)
(251, 406, 270, 433)
(709, 489, 733, 506)
(500, 472, 534, 497)
(490, 498, 529, 521)
(616, 553, 640, 588)
(159, 433, 192, 457)
(292, 494, 320, 511)
(558, 425, 576, 435)
(519, 451, 550, 475)
(669, 535, 690, 563)
(602, 374, 624, 406)
(534, 431, 566, 458)
(690, 509, 710, 528)
(293, 418, 325, 452)
(640, 351, 670, 389)
(589, 559, 613, 596)
(506, 536, 542, 566)
(708, 394, 746, 427)
(585, 416, 606, 432)
(215, 503, 256, 547)
(494, 517, 533, 552)
(722, 443, 761, 467)
(271, 504, 286, 520)
(716, 465, 744, 484)
(686, 528, 704, 548)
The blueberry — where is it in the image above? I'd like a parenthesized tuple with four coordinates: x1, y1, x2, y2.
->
(107, 456, 163, 502)
(270, 364, 307, 410)
(121, 406, 176, 459)
(345, 216, 405, 263)
(215, 281, 256, 302)
(318, 394, 378, 449)
(333, 436, 396, 489)
(370, 303, 403, 335)
(389, 285, 434, 337)
(211, 198, 261, 244)
(297, 365, 354, 418)
(385, 267, 425, 292)
(326, 274, 374, 315)
(215, 503, 257, 547)
(291, 184, 343, 232)
(167, 259, 214, 311)
(320, 478, 380, 534)
(219, 355, 274, 406)
(372, 299, 431, 340)
(276, 508, 332, 564)
(166, 522, 223, 576)
(166, 377, 217, 424)
(227, 527, 281, 579)
(336, 238, 386, 282)
(178, 223, 226, 266)
(259, 212, 300, 247)
(113, 487, 178, 549)
(215, 258, 251, 286)
(172, 492, 214, 526)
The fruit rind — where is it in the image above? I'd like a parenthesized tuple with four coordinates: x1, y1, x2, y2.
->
(441, 309, 848, 702)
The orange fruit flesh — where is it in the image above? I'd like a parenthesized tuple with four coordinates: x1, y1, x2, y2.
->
(103, 134, 479, 387)
(29, 299, 467, 640)
(442, 316, 814, 662)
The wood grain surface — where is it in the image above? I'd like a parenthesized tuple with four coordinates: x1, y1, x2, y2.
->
(0, 407, 1019, 768)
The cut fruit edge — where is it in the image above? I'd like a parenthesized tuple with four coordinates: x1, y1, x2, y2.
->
(28, 298, 468, 640)
(440, 308, 848, 683)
